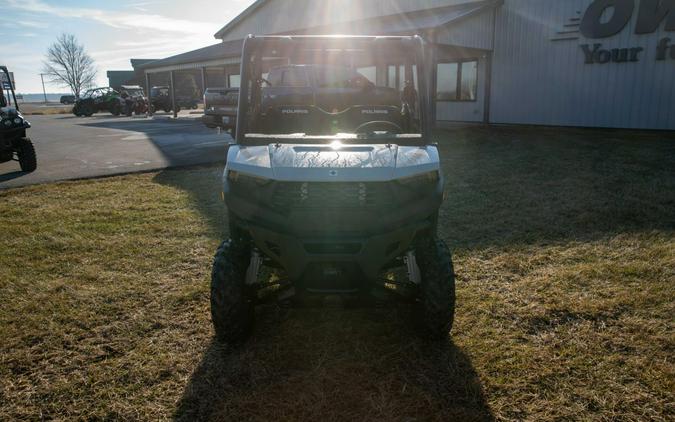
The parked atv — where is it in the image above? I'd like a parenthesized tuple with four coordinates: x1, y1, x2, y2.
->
(211, 36, 454, 344)
(0, 66, 36, 172)
(72, 87, 121, 117)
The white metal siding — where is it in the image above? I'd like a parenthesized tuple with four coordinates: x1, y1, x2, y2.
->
(490, 0, 675, 130)
(436, 8, 495, 50)
(221, 0, 487, 41)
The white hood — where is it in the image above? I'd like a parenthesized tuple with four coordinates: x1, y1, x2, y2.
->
(226, 143, 440, 182)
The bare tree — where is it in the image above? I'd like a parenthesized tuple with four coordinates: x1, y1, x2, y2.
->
(43, 34, 97, 98)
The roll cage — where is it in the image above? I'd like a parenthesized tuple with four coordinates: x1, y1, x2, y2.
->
(235, 35, 433, 146)
(1, 66, 19, 111)
(81, 87, 117, 99)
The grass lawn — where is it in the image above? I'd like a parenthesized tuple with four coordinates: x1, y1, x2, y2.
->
(0, 126, 673, 421)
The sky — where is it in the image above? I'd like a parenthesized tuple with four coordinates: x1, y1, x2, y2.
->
(1, 0, 256, 93)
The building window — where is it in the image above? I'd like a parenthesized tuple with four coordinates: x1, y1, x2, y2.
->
(460, 61, 478, 101)
(436, 59, 478, 102)
(229, 74, 241, 88)
(388, 65, 397, 89)
(357, 66, 376, 84)
(388, 65, 418, 91)
(280, 68, 308, 87)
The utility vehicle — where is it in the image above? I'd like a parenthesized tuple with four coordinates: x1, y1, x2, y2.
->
(149, 86, 178, 113)
(60, 95, 75, 105)
(118, 85, 148, 116)
(0, 66, 36, 172)
(212, 35, 454, 343)
(73, 87, 121, 117)
(149, 86, 198, 114)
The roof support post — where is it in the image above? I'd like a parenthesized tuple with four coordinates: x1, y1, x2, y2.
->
(145, 72, 152, 116)
(201, 67, 207, 96)
(170, 70, 177, 119)
(483, 51, 492, 125)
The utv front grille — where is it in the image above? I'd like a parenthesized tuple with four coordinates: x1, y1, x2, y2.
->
(270, 182, 395, 213)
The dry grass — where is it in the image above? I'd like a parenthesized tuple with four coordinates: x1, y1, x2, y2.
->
(0, 126, 673, 421)
(20, 103, 73, 115)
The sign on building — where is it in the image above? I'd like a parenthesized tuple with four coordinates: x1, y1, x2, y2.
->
(551, 0, 674, 64)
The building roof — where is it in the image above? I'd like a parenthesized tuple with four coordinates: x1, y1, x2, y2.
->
(130, 59, 158, 68)
(215, 0, 267, 39)
(140, 39, 244, 71)
(106, 70, 134, 77)
(293, 0, 501, 36)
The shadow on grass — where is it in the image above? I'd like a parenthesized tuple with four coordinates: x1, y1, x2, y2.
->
(174, 305, 493, 421)
(152, 166, 228, 239)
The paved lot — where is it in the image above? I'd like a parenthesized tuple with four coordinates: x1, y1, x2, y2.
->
(0, 112, 231, 189)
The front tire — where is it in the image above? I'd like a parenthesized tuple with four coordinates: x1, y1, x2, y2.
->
(110, 104, 121, 116)
(414, 238, 456, 339)
(211, 240, 254, 344)
(17, 138, 37, 172)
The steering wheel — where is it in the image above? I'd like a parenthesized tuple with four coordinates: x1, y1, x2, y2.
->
(355, 120, 402, 134)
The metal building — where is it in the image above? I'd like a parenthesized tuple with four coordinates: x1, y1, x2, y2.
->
(141, 0, 675, 130)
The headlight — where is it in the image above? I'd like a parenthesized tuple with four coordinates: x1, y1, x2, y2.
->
(228, 170, 270, 186)
(397, 171, 440, 187)
(13, 117, 22, 125)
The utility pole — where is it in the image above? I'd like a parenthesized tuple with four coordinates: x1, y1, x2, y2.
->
(39, 73, 48, 103)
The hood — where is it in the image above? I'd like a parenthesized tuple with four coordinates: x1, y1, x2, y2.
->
(0, 106, 19, 118)
(227, 143, 440, 182)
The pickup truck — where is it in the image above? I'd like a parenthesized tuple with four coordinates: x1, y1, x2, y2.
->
(202, 87, 239, 132)
(201, 64, 402, 134)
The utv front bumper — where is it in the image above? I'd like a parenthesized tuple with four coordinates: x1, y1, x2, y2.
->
(225, 177, 442, 283)
(244, 218, 433, 283)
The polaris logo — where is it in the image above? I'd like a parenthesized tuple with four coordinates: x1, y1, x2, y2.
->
(282, 109, 309, 114)
(361, 109, 389, 115)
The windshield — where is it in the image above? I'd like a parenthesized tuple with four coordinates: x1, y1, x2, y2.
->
(238, 37, 428, 144)
(151, 87, 168, 97)
(126, 89, 144, 97)
(0, 89, 6, 108)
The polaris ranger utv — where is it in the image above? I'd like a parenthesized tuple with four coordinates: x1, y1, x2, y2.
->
(0, 66, 36, 172)
(212, 35, 454, 343)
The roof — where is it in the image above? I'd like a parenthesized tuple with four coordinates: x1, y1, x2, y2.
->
(130, 59, 158, 68)
(214, 0, 267, 39)
(106, 70, 134, 77)
(293, 1, 502, 36)
(140, 39, 244, 71)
